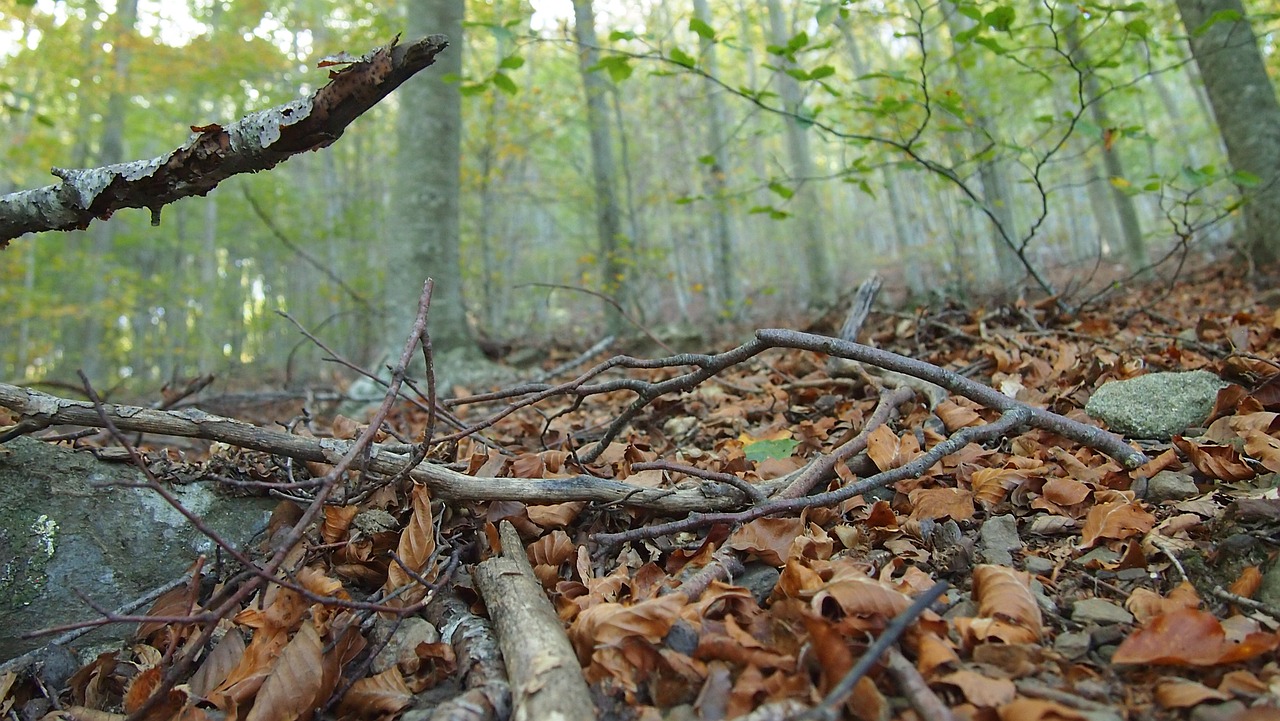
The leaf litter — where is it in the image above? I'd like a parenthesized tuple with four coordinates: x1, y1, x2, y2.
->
(2, 262, 1280, 720)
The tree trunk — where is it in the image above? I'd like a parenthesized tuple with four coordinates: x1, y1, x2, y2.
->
(80, 0, 139, 383)
(386, 0, 475, 356)
(1064, 17, 1147, 270)
(942, 8, 1023, 282)
(572, 0, 627, 333)
(766, 0, 833, 307)
(1176, 0, 1280, 268)
(693, 0, 737, 315)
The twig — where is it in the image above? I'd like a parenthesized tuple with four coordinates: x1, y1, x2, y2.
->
(884, 646, 955, 721)
(802, 581, 949, 721)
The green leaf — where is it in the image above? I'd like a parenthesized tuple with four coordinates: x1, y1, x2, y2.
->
(974, 37, 1008, 54)
(984, 6, 1016, 31)
(787, 31, 810, 53)
(697, 154, 717, 165)
(609, 30, 638, 41)
(749, 205, 790, 219)
(1230, 170, 1261, 187)
(957, 4, 983, 20)
(491, 72, 518, 95)
(744, 438, 800, 462)
(591, 56, 634, 82)
(668, 46, 696, 68)
(689, 17, 716, 40)
(460, 82, 487, 96)
(498, 55, 525, 70)
(809, 65, 836, 79)
(1124, 19, 1150, 37)
(955, 26, 981, 44)
(785, 68, 812, 81)
(816, 3, 840, 25)
(767, 181, 794, 199)
(1194, 9, 1242, 35)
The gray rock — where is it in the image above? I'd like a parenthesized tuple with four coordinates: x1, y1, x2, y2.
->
(0, 437, 275, 659)
(1190, 701, 1246, 721)
(736, 563, 781, 606)
(1085, 370, 1228, 440)
(1145, 471, 1199, 504)
(1072, 598, 1134, 625)
(1023, 556, 1055, 575)
(1074, 547, 1121, 567)
(979, 514, 1022, 566)
(1054, 630, 1091, 659)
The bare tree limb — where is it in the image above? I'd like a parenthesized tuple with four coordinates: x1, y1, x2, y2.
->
(0, 34, 448, 246)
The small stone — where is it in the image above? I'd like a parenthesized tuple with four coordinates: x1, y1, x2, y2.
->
(1146, 471, 1199, 504)
(1023, 556, 1055, 575)
(1054, 631, 1091, 659)
(1190, 701, 1246, 721)
(1072, 598, 1134, 625)
(979, 514, 1022, 566)
(1075, 547, 1121, 567)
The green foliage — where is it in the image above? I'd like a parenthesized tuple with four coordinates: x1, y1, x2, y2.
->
(744, 437, 800, 461)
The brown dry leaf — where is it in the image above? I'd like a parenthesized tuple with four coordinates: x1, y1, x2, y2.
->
(867, 424, 918, 471)
(244, 621, 325, 721)
(1112, 608, 1278, 666)
(1243, 430, 1280, 472)
(915, 631, 959, 678)
(208, 628, 289, 712)
(728, 517, 805, 566)
(939, 669, 1016, 707)
(971, 467, 1030, 508)
(997, 697, 1087, 720)
(528, 529, 576, 568)
(1079, 501, 1155, 549)
(384, 483, 437, 596)
(527, 501, 585, 528)
(321, 506, 358, 544)
(936, 399, 983, 430)
(68, 652, 120, 710)
(189, 628, 245, 699)
(1229, 566, 1263, 600)
(570, 592, 688, 668)
(1041, 477, 1091, 506)
(330, 415, 363, 440)
(907, 487, 974, 522)
(336, 668, 412, 720)
(1154, 678, 1231, 708)
(1173, 436, 1256, 482)
(957, 566, 1042, 645)
(808, 574, 912, 628)
(123, 667, 186, 719)
(1126, 582, 1200, 624)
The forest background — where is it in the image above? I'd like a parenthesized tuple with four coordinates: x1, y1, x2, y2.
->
(0, 0, 1269, 390)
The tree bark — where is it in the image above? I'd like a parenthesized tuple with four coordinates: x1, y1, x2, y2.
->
(693, 0, 738, 315)
(572, 0, 627, 333)
(1176, 0, 1280, 268)
(766, 0, 833, 306)
(386, 0, 474, 357)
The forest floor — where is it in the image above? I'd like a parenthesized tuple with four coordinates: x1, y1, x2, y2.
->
(3, 259, 1280, 721)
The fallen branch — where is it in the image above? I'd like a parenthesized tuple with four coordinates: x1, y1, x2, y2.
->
(473, 521, 594, 721)
(0, 382, 745, 514)
(0, 34, 448, 245)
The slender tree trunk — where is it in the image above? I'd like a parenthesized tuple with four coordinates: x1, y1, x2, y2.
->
(1064, 17, 1147, 269)
(80, 0, 139, 383)
(765, 0, 833, 306)
(572, 0, 627, 333)
(838, 18, 917, 284)
(693, 0, 737, 315)
(387, 0, 475, 356)
(942, 8, 1023, 282)
(1176, 0, 1280, 267)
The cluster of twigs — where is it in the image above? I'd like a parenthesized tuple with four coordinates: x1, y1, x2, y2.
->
(0, 276, 1150, 719)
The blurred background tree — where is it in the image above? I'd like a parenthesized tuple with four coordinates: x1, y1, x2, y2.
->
(0, 0, 1262, 391)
